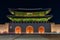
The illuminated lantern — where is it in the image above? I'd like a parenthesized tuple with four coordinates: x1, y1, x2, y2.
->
(38, 26, 45, 34)
(15, 26, 21, 34)
(26, 25, 34, 34)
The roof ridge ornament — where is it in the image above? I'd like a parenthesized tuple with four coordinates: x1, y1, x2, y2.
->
(8, 8, 51, 11)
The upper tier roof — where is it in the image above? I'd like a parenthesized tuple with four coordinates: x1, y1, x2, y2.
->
(9, 8, 51, 16)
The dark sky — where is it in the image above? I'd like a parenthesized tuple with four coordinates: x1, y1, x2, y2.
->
(0, 0, 60, 24)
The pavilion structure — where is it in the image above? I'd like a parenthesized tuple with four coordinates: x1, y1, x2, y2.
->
(7, 8, 52, 34)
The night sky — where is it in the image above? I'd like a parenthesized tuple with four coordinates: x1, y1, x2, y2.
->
(0, 0, 60, 24)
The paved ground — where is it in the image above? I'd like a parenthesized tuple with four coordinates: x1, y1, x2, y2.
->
(0, 34, 60, 40)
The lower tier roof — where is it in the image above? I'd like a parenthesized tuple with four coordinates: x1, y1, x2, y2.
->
(7, 16, 52, 22)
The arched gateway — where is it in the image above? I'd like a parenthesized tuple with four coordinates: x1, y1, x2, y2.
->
(26, 25, 34, 34)
(15, 26, 21, 34)
(38, 26, 45, 34)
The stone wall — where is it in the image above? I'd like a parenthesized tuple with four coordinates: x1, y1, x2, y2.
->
(51, 23, 60, 33)
(0, 23, 9, 34)
(0, 23, 60, 34)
